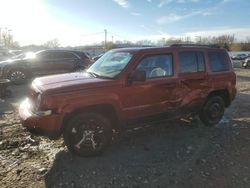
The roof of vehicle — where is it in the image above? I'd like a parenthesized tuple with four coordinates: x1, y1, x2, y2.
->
(40, 49, 87, 53)
(35, 49, 90, 58)
(111, 44, 225, 53)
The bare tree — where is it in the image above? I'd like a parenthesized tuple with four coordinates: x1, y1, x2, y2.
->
(43, 38, 60, 48)
(198, 35, 235, 50)
(106, 42, 116, 50)
(240, 37, 250, 51)
(165, 37, 184, 46)
(135, 40, 154, 46)
(1, 32, 19, 49)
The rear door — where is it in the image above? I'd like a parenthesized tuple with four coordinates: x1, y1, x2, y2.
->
(207, 50, 236, 100)
(177, 50, 209, 112)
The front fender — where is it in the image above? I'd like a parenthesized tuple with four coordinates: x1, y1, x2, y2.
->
(57, 92, 123, 120)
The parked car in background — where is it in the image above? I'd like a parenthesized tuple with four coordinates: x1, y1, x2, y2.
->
(92, 53, 104, 61)
(0, 50, 15, 61)
(19, 44, 236, 157)
(231, 53, 248, 60)
(242, 57, 250, 68)
(10, 52, 31, 60)
(0, 49, 92, 84)
(9, 50, 23, 56)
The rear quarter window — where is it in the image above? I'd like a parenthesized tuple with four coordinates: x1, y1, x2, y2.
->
(208, 51, 230, 72)
(60, 52, 77, 59)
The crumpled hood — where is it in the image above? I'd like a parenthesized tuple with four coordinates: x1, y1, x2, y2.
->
(32, 72, 115, 93)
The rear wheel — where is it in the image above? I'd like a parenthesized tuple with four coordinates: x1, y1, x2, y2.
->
(8, 69, 27, 85)
(199, 96, 225, 126)
(63, 113, 112, 157)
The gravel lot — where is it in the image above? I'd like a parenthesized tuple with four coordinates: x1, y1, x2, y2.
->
(0, 68, 250, 188)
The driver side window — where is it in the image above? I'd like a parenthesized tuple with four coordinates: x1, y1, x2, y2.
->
(136, 54, 173, 79)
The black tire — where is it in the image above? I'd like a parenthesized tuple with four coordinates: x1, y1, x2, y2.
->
(199, 96, 225, 127)
(247, 61, 250, 68)
(7, 69, 27, 85)
(63, 113, 112, 157)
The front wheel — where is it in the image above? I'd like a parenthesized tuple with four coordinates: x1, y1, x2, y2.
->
(7, 69, 27, 85)
(199, 96, 225, 126)
(63, 113, 112, 157)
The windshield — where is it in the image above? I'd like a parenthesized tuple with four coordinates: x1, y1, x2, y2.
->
(87, 51, 133, 79)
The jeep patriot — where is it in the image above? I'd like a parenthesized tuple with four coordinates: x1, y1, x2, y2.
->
(19, 44, 237, 156)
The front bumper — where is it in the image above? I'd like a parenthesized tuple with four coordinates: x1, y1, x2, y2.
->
(19, 98, 64, 136)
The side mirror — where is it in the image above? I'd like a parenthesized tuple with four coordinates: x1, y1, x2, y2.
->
(127, 70, 146, 83)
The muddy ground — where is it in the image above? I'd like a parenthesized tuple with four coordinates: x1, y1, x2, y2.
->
(0, 68, 249, 188)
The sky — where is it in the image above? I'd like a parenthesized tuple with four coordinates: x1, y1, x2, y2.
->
(0, 0, 250, 46)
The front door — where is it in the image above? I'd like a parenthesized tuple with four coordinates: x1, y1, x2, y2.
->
(29, 51, 54, 76)
(121, 53, 181, 122)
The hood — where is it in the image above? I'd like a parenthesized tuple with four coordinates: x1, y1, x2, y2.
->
(0, 58, 24, 66)
(32, 72, 115, 93)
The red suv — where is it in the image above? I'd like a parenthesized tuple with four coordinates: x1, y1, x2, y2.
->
(19, 44, 236, 157)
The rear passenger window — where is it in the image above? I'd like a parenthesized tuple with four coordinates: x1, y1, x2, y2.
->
(197, 52, 205, 71)
(179, 51, 205, 73)
(40, 52, 76, 60)
(208, 51, 230, 72)
(136, 54, 173, 79)
(60, 52, 77, 59)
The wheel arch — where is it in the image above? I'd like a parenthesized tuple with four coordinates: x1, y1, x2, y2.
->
(61, 104, 120, 133)
(6, 65, 31, 77)
(207, 89, 231, 107)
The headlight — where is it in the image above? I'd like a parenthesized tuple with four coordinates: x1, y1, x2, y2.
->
(35, 110, 52, 116)
(34, 94, 42, 111)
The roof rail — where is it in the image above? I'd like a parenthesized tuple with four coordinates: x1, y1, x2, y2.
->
(170, 44, 221, 48)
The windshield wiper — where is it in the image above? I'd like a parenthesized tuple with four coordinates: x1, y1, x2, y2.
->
(87, 71, 99, 78)
(87, 71, 113, 79)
